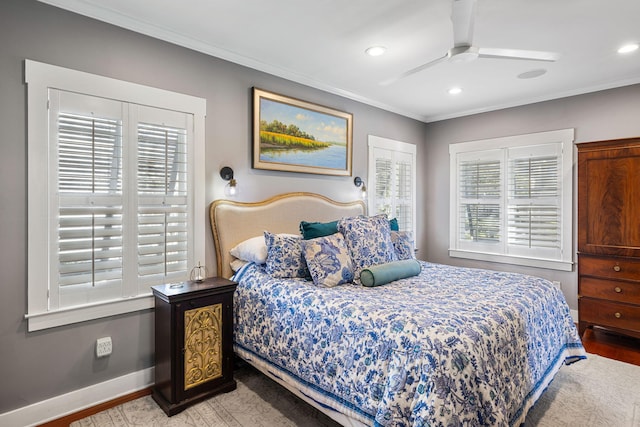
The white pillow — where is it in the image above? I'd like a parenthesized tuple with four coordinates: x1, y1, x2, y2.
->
(229, 233, 298, 264)
(230, 258, 248, 272)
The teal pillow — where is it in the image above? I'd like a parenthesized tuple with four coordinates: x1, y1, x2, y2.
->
(300, 220, 338, 240)
(389, 218, 399, 231)
(360, 259, 421, 287)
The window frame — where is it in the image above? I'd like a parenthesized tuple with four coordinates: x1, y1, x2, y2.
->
(367, 135, 417, 241)
(449, 128, 574, 271)
(25, 60, 206, 331)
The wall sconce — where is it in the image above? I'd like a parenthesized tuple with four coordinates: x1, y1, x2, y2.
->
(354, 176, 367, 200)
(220, 166, 238, 197)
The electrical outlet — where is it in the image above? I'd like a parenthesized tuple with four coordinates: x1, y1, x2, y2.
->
(552, 280, 562, 290)
(96, 336, 112, 358)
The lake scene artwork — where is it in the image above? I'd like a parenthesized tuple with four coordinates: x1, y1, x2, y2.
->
(254, 90, 352, 176)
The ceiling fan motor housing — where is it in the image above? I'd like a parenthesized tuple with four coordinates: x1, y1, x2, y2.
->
(448, 45, 479, 62)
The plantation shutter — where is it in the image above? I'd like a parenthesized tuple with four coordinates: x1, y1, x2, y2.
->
(368, 136, 417, 237)
(456, 150, 503, 252)
(53, 91, 125, 308)
(136, 116, 190, 287)
(373, 150, 393, 219)
(393, 152, 413, 232)
(49, 90, 194, 309)
(506, 144, 562, 259)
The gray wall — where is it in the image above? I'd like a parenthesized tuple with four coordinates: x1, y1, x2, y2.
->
(423, 84, 640, 310)
(0, 0, 424, 414)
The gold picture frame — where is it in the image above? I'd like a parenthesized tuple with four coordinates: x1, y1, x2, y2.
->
(252, 88, 353, 176)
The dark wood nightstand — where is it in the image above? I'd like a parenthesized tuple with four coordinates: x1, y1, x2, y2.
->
(151, 277, 238, 416)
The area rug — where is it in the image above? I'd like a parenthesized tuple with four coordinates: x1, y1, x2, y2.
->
(71, 354, 640, 426)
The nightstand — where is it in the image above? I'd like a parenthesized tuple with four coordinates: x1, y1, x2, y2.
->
(151, 277, 238, 416)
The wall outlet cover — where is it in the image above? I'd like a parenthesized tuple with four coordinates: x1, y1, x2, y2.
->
(96, 336, 112, 357)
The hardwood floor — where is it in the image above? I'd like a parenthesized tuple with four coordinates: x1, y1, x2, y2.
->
(581, 327, 640, 366)
(38, 388, 152, 427)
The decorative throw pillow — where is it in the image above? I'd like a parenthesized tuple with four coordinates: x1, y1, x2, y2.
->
(229, 235, 269, 264)
(299, 220, 339, 240)
(337, 214, 397, 283)
(264, 231, 309, 278)
(389, 217, 400, 231)
(230, 233, 298, 264)
(302, 233, 354, 287)
(360, 259, 421, 287)
(391, 231, 415, 260)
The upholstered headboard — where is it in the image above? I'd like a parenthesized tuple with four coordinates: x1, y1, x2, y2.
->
(209, 192, 366, 278)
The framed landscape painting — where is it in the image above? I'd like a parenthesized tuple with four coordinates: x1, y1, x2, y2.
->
(252, 88, 353, 176)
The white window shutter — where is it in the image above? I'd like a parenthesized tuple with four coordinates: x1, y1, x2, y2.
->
(455, 150, 503, 253)
(506, 144, 562, 259)
(373, 152, 393, 218)
(136, 118, 191, 287)
(48, 91, 195, 309)
(392, 153, 412, 232)
(52, 93, 126, 308)
(368, 135, 417, 238)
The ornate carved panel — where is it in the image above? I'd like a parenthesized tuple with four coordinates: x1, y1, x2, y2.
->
(184, 303, 222, 390)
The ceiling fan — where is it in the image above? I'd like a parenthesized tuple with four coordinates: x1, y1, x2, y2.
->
(380, 0, 560, 85)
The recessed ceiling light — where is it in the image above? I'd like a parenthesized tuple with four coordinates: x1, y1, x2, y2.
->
(365, 46, 386, 57)
(517, 69, 547, 79)
(617, 43, 639, 54)
(448, 87, 462, 95)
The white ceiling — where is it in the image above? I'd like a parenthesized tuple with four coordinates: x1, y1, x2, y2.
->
(40, 0, 640, 122)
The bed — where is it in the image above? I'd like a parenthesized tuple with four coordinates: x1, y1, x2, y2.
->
(209, 192, 586, 427)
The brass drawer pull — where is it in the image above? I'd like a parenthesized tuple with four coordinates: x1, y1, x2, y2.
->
(614, 312, 621, 319)
(614, 287, 622, 293)
(613, 265, 621, 272)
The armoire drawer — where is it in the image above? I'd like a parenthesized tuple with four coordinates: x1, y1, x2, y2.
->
(579, 255, 640, 281)
(579, 277, 640, 305)
(579, 298, 640, 333)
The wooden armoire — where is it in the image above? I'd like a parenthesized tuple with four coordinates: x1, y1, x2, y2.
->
(577, 137, 640, 339)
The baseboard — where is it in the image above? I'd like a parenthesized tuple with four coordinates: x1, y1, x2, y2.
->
(0, 367, 154, 427)
(571, 309, 578, 324)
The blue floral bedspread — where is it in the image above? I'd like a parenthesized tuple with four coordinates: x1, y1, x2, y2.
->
(232, 261, 585, 426)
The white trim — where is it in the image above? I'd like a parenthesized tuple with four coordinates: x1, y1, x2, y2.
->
(0, 367, 154, 427)
(25, 59, 206, 330)
(449, 128, 574, 153)
(25, 294, 154, 331)
(25, 60, 206, 115)
(448, 249, 574, 272)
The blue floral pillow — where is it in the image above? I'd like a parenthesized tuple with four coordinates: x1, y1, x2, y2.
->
(337, 214, 397, 283)
(391, 231, 415, 260)
(302, 233, 354, 287)
(264, 231, 309, 278)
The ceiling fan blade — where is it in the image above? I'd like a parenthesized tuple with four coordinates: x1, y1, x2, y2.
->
(379, 54, 448, 86)
(451, 0, 477, 46)
(477, 47, 560, 62)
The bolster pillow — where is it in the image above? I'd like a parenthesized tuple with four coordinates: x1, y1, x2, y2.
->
(360, 259, 421, 287)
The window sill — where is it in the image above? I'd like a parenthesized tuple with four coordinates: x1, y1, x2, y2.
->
(448, 249, 574, 272)
(25, 294, 154, 332)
